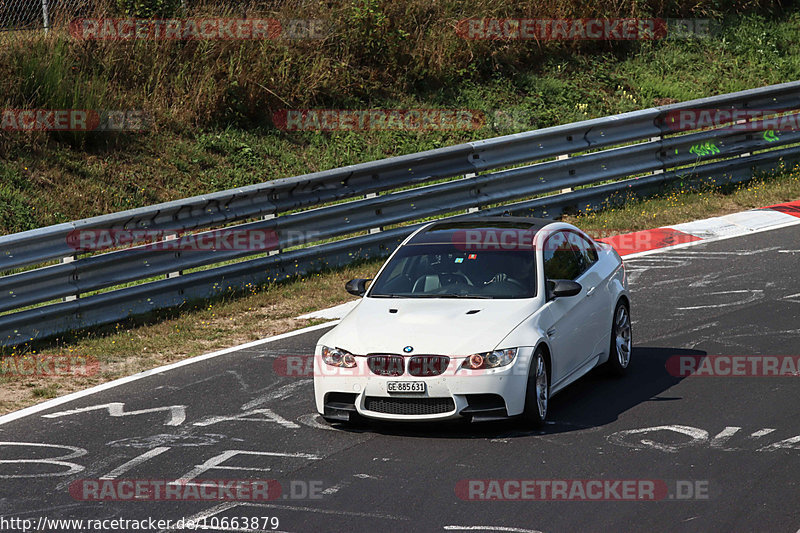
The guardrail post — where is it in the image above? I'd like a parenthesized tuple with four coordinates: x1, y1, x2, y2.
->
(41, 0, 50, 34)
(465, 173, 481, 213)
(263, 214, 281, 255)
(165, 234, 182, 278)
(62, 255, 78, 301)
(365, 193, 383, 234)
(650, 136, 664, 175)
(737, 117, 751, 158)
(558, 155, 572, 192)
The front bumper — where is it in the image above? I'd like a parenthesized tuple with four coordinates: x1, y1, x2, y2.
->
(313, 348, 534, 422)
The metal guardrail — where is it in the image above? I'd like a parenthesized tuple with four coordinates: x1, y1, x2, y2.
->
(1, 80, 799, 346)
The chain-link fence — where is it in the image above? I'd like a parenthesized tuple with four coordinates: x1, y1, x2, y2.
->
(0, 0, 303, 33)
(0, 0, 94, 32)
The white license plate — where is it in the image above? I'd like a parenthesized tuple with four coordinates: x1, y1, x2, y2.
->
(386, 381, 426, 393)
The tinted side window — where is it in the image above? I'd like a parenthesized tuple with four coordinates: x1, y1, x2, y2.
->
(543, 231, 581, 280)
(567, 232, 598, 276)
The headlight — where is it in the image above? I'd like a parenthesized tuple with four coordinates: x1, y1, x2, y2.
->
(321, 346, 357, 368)
(461, 348, 518, 370)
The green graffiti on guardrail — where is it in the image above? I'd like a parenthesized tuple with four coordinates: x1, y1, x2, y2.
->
(689, 142, 720, 157)
(763, 129, 780, 142)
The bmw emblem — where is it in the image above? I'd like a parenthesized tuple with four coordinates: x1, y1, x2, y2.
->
(403, 346, 414, 353)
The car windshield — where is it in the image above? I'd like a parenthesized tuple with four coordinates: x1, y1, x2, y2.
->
(368, 243, 536, 299)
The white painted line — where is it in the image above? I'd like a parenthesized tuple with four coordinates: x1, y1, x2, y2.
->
(671, 215, 746, 239)
(0, 321, 338, 427)
(444, 526, 543, 533)
(671, 209, 796, 239)
(321, 480, 350, 495)
(750, 428, 776, 438)
(235, 502, 409, 521)
(723, 209, 798, 230)
(100, 446, 170, 480)
(42, 402, 187, 426)
(296, 299, 359, 320)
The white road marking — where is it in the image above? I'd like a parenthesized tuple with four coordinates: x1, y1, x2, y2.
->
(607, 425, 709, 452)
(100, 446, 171, 479)
(758, 435, 800, 452)
(321, 480, 350, 495)
(709, 427, 741, 449)
(220, 502, 409, 521)
(444, 526, 543, 533)
(671, 209, 798, 239)
(750, 428, 776, 438)
(174, 449, 321, 484)
(675, 290, 763, 311)
(193, 408, 299, 429)
(240, 381, 309, 411)
(0, 442, 87, 479)
(42, 402, 187, 426)
(784, 292, 800, 302)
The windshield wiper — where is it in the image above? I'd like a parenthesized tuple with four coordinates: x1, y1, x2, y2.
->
(369, 294, 405, 298)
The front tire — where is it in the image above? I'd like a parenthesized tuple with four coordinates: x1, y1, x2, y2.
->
(522, 348, 549, 427)
(606, 301, 632, 376)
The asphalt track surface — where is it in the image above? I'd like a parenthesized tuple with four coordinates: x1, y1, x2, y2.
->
(1, 224, 799, 533)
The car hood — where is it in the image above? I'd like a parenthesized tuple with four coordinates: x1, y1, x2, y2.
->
(318, 297, 538, 356)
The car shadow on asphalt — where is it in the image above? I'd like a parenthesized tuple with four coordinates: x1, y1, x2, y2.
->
(325, 346, 705, 440)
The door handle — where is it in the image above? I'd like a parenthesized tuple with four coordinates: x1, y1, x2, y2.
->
(586, 286, 596, 297)
(547, 327, 556, 337)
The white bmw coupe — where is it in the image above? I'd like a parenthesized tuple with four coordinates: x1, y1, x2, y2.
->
(313, 217, 631, 426)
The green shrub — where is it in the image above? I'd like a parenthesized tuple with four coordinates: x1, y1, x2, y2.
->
(116, 0, 183, 18)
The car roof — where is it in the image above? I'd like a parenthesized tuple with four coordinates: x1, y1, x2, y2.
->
(407, 216, 556, 245)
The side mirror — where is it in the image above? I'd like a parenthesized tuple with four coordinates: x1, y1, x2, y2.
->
(548, 279, 582, 299)
(345, 278, 372, 296)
